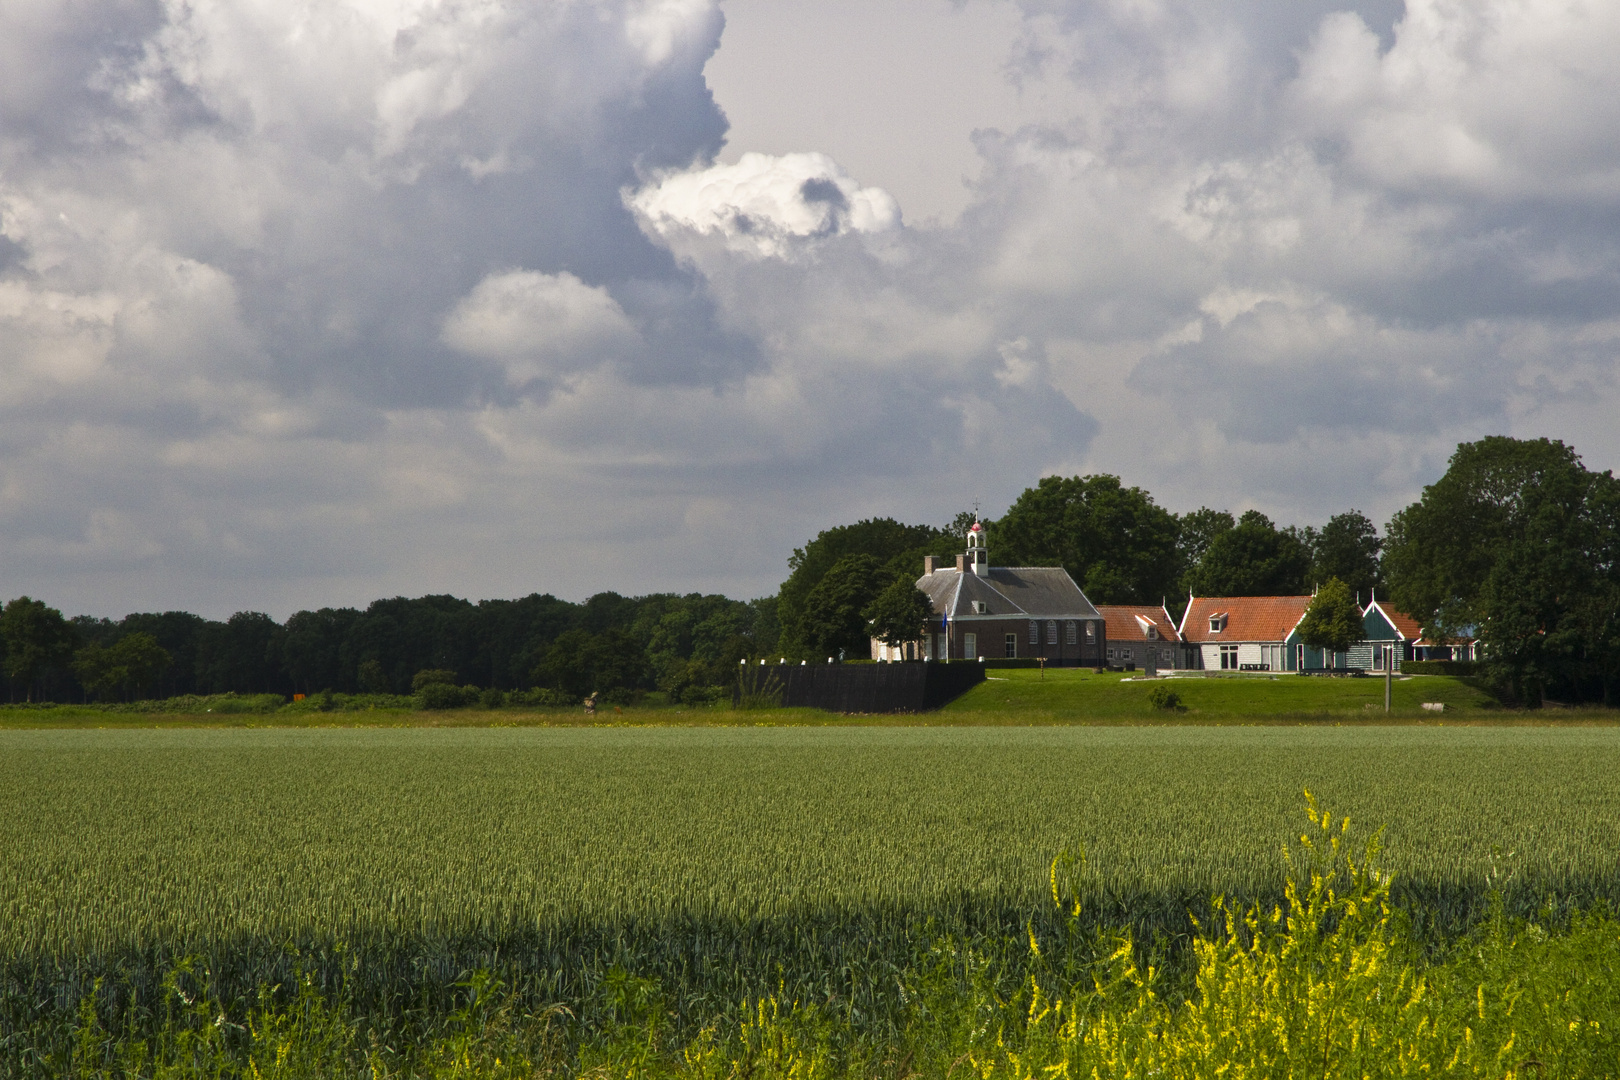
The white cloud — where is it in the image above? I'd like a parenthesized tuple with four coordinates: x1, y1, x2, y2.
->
(2, 0, 1620, 618)
(442, 270, 642, 385)
(628, 151, 900, 259)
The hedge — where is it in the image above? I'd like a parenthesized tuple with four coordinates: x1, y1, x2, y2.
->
(1403, 660, 1481, 676)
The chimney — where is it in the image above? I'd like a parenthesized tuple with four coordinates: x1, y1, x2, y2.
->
(956, 554, 967, 573)
(924, 555, 935, 574)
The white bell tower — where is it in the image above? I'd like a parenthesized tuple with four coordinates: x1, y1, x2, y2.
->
(966, 520, 988, 577)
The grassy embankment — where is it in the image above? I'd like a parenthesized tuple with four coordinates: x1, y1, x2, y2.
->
(0, 667, 1567, 728)
(5, 725, 1620, 1074)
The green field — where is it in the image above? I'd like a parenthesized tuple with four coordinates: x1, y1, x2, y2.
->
(6, 725, 1620, 954)
(0, 668, 1541, 729)
(7, 725, 1620, 1075)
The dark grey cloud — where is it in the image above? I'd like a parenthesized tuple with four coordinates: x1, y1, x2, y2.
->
(1, 0, 1617, 616)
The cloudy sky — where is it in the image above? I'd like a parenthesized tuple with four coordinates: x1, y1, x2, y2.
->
(2, 0, 1617, 618)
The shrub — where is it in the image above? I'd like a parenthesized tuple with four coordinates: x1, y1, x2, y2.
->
(1146, 684, 1183, 711)
(414, 682, 476, 710)
(1403, 660, 1480, 676)
(411, 669, 459, 693)
(507, 687, 577, 708)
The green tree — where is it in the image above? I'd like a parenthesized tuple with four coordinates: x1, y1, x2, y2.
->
(0, 596, 77, 702)
(777, 519, 953, 658)
(533, 629, 651, 699)
(863, 579, 937, 653)
(1185, 511, 1312, 596)
(798, 554, 885, 660)
(1384, 436, 1620, 705)
(1384, 436, 1586, 639)
(995, 474, 1181, 604)
(1295, 579, 1364, 666)
(73, 632, 171, 702)
(1175, 507, 1235, 583)
(1310, 511, 1383, 599)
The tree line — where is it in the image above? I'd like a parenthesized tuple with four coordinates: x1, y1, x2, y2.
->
(0, 591, 780, 706)
(3, 436, 1615, 707)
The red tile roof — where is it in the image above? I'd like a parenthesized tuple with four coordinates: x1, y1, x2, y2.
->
(1382, 606, 1423, 641)
(1180, 595, 1312, 643)
(1097, 605, 1181, 643)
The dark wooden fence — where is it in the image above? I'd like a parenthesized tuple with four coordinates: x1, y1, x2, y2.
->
(756, 661, 986, 713)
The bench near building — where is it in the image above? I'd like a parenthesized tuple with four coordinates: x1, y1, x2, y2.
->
(871, 521, 1106, 665)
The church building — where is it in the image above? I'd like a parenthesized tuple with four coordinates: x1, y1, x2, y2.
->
(872, 521, 1107, 664)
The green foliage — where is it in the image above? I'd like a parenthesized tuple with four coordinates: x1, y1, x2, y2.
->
(995, 474, 1181, 604)
(1384, 436, 1620, 705)
(1402, 660, 1480, 675)
(414, 681, 477, 710)
(72, 632, 172, 702)
(0, 596, 76, 700)
(1174, 507, 1235, 588)
(735, 662, 785, 708)
(1309, 509, 1384, 598)
(1296, 578, 1364, 658)
(862, 578, 936, 649)
(798, 553, 886, 660)
(1144, 683, 1182, 711)
(1184, 510, 1312, 597)
(1384, 435, 1585, 638)
(411, 668, 459, 692)
(533, 627, 652, 698)
(777, 518, 954, 658)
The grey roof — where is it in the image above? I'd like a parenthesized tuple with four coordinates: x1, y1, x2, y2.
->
(916, 566, 1101, 621)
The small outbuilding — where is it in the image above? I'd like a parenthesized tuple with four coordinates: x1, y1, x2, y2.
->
(1095, 605, 1191, 672)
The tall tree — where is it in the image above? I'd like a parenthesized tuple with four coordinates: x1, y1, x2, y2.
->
(798, 554, 886, 660)
(0, 597, 77, 702)
(1310, 511, 1384, 599)
(1384, 436, 1620, 706)
(1185, 511, 1312, 596)
(73, 633, 171, 702)
(1384, 436, 1587, 638)
(863, 580, 937, 653)
(777, 519, 953, 658)
(995, 474, 1182, 604)
(1295, 578, 1364, 665)
(1175, 508, 1235, 590)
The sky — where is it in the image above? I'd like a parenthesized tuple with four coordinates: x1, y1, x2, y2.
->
(2, 0, 1618, 619)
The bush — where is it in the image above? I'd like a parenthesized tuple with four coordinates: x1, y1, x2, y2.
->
(411, 669, 459, 693)
(477, 688, 506, 710)
(1403, 660, 1480, 676)
(507, 687, 577, 708)
(1145, 684, 1183, 711)
(674, 684, 730, 707)
(414, 683, 477, 711)
(279, 693, 415, 713)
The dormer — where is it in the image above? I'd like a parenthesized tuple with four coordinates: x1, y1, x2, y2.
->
(1209, 613, 1229, 634)
(972, 601, 987, 614)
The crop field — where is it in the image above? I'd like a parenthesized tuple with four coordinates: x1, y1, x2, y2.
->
(7, 725, 1620, 1075)
(6, 726, 1620, 952)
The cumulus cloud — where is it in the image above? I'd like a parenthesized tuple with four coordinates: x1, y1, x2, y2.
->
(1, 0, 1619, 616)
(442, 271, 642, 385)
(628, 151, 900, 258)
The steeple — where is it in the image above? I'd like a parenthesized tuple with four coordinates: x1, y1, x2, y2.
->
(966, 519, 988, 577)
